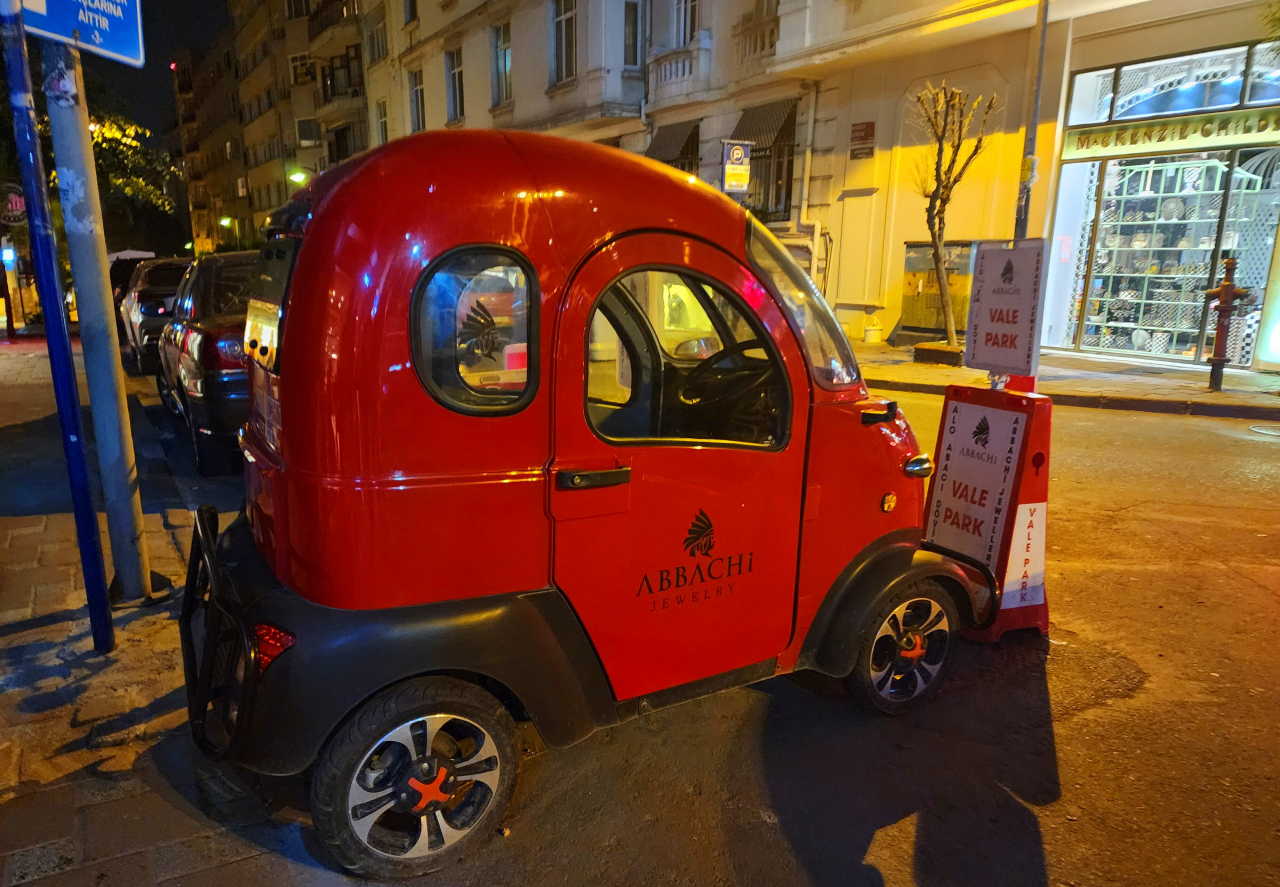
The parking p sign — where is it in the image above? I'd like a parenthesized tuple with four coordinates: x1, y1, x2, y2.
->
(21, 0, 145, 68)
(722, 140, 752, 193)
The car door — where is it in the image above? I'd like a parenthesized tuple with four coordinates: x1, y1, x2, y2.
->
(163, 266, 197, 392)
(550, 232, 811, 701)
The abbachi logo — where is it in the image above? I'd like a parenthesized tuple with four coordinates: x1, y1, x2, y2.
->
(683, 509, 715, 557)
(1001, 259, 1015, 285)
(972, 416, 991, 449)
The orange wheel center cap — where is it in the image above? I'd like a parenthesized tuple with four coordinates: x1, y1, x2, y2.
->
(898, 633, 927, 662)
(407, 767, 452, 813)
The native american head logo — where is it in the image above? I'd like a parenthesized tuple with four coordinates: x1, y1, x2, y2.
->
(682, 510, 715, 557)
(972, 416, 991, 449)
(1000, 259, 1015, 285)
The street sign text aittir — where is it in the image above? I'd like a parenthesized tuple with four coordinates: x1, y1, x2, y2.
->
(21, 0, 144, 68)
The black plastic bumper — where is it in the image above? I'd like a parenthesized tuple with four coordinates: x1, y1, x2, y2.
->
(179, 508, 619, 777)
(187, 371, 249, 436)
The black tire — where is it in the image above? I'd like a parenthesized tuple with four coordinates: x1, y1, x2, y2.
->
(845, 579, 959, 715)
(311, 677, 518, 880)
(156, 371, 181, 418)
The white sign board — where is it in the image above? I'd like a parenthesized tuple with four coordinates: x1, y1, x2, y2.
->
(964, 239, 1045, 376)
(924, 400, 1025, 570)
(1002, 502, 1046, 609)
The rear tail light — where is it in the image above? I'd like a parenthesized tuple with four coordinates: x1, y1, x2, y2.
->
(217, 335, 245, 363)
(254, 623, 295, 673)
(139, 301, 167, 317)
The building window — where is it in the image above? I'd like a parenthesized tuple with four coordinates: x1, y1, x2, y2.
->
(411, 248, 537, 413)
(366, 5, 388, 64)
(403, 0, 418, 24)
(224, 140, 232, 160)
(297, 117, 322, 146)
(375, 98, 388, 144)
(445, 47, 465, 122)
(676, 0, 698, 46)
(321, 45, 364, 105)
(624, 0, 641, 67)
(552, 0, 576, 83)
(237, 177, 247, 197)
(408, 69, 426, 132)
(290, 53, 314, 85)
(286, 0, 311, 18)
(493, 22, 512, 105)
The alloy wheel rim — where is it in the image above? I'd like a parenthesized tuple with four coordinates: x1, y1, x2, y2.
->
(346, 714, 501, 858)
(868, 598, 950, 702)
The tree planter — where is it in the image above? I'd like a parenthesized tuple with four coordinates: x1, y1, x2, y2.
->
(914, 341, 966, 366)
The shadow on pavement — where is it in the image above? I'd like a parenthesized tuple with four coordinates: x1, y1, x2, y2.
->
(741, 631, 1059, 887)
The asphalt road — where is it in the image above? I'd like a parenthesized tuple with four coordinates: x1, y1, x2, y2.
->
(9, 351, 1280, 886)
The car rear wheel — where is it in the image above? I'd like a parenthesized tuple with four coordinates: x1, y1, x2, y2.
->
(845, 579, 959, 715)
(311, 677, 517, 880)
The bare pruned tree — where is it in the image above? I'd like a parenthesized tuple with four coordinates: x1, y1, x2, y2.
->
(912, 81, 998, 347)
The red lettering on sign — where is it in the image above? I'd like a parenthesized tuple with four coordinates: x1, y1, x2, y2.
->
(988, 308, 1019, 324)
(984, 332, 1019, 349)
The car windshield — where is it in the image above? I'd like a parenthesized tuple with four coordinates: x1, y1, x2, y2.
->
(203, 259, 258, 317)
(142, 263, 189, 289)
(746, 216, 858, 388)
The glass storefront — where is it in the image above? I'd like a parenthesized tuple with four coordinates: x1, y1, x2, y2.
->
(1045, 42, 1280, 366)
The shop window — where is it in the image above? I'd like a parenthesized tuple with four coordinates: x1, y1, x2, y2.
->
(1067, 68, 1114, 126)
(585, 269, 787, 447)
(730, 99, 797, 223)
(1114, 47, 1247, 121)
(412, 248, 536, 413)
(645, 120, 700, 174)
(1248, 42, 1280, 105)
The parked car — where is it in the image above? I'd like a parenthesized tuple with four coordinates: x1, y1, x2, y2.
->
(179, 131, 993, 880)
(108, 253, 150, 343)
(119, 257, 191, 372)
(156, 251, 256, 475)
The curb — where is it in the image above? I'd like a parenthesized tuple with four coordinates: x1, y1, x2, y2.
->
(863, 377, 1280, 421)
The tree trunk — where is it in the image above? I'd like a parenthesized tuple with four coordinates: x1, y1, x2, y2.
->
(930, 223, 958, 347)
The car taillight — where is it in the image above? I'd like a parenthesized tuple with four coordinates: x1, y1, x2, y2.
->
(139, 301, 165, 317)
(254, 623, 294, 673)
(217, 336, 245, 362)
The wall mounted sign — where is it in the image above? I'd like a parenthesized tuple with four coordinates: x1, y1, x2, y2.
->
(721, 140, 752, 193)
(849, 120, 875, 160)
(1061, 106, 1280, 162)
(1, 184, 26, 226)
(964, 239, 1045, 376)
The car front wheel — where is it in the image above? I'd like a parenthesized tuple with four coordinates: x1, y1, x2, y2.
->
(311, 677, 517, 880)
(845, 579, 959, 715)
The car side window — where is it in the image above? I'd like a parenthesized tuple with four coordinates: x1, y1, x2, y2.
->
(586, 269, 788, 447)
(411, 248, 536, 413)
(173, 266, 197, 320)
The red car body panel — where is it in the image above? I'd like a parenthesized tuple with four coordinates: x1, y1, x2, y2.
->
(240, 129, 925, 701)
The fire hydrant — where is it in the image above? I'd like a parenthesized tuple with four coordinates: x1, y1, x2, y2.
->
(1205, 257, 1252, 392)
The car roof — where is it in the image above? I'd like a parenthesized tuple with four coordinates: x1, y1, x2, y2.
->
(197, 250, 258, 266)
(303, 129, 749, 273)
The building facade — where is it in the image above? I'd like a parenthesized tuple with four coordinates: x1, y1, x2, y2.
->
(172, 36, 250, 254)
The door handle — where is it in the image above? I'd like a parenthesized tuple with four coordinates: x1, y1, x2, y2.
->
(859, 400, 898, 425)
(556, 467, 631, 490)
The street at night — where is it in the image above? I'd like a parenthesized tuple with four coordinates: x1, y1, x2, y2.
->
(2, 0, 1280, 884)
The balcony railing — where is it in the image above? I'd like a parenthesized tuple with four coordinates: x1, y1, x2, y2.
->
(734, 15, 778, 73)
(648, 32, 712, 106)
(308, 0, 359, 42)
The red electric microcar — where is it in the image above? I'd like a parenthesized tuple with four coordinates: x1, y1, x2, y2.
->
(179, 130, 998, 880)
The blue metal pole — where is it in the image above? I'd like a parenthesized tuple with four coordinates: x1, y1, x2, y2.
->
(1, 2, 114, 653)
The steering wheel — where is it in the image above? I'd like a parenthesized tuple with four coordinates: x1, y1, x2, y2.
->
(677, 339, 771, 406)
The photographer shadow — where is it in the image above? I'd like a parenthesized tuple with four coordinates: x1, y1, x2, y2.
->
(739, 631, 1059, 887)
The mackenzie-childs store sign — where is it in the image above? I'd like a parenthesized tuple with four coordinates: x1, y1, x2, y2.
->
(1062, 107, 1280, 161)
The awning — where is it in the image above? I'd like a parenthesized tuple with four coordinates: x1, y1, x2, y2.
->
(730, 98, 799, 148)
(644, 120, 699, 162)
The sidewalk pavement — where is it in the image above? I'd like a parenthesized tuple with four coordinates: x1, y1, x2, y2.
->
(854, 342, 1280, 420)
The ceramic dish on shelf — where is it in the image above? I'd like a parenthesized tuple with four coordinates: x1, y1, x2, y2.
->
(1131, 232, 1149, 248)
(1176, 235, 1191, 248)
(1159, 197, 1185, 221)
(1105, 232, 1119, 248)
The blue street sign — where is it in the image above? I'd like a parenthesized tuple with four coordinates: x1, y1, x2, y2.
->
(21, 0, 144, 68)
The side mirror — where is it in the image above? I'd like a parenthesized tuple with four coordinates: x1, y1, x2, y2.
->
(673, 336, 718, 360)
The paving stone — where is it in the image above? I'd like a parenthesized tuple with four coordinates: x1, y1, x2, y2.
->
(152, 827, 270, 882)
(32, 586, 80, 617)
(72, 691, 136, 727)
(5, 837, 77, 885)
(42, 515, 79, 542)
(0, 516, 45, 538)
(38, 547, 84, 568)
(0, 741, 20, 793)
(71, 774, 149, 808)
(164, 510, 194, 529)
(20, 852, 149, 887)
(3, 565, 75, 595)
(158, 851, 293, 887)
(80, 791, 207, 862)
(0, 786, 76, 854)
(0, 543, 40, 569)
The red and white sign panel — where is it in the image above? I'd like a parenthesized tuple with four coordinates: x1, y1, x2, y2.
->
(925, 385, 1053, 641)
(925, 399, 1024, 570)
(964, 239, 1045, 376)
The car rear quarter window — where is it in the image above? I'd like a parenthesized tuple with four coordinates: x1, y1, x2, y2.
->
(142, 263, 189, 290)
(202, 259, 258, 317)
(411, 247, 536, 414)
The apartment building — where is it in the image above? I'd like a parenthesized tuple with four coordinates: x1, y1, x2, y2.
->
(171, 35, 250, 254)
(310, 0, 371, 169)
